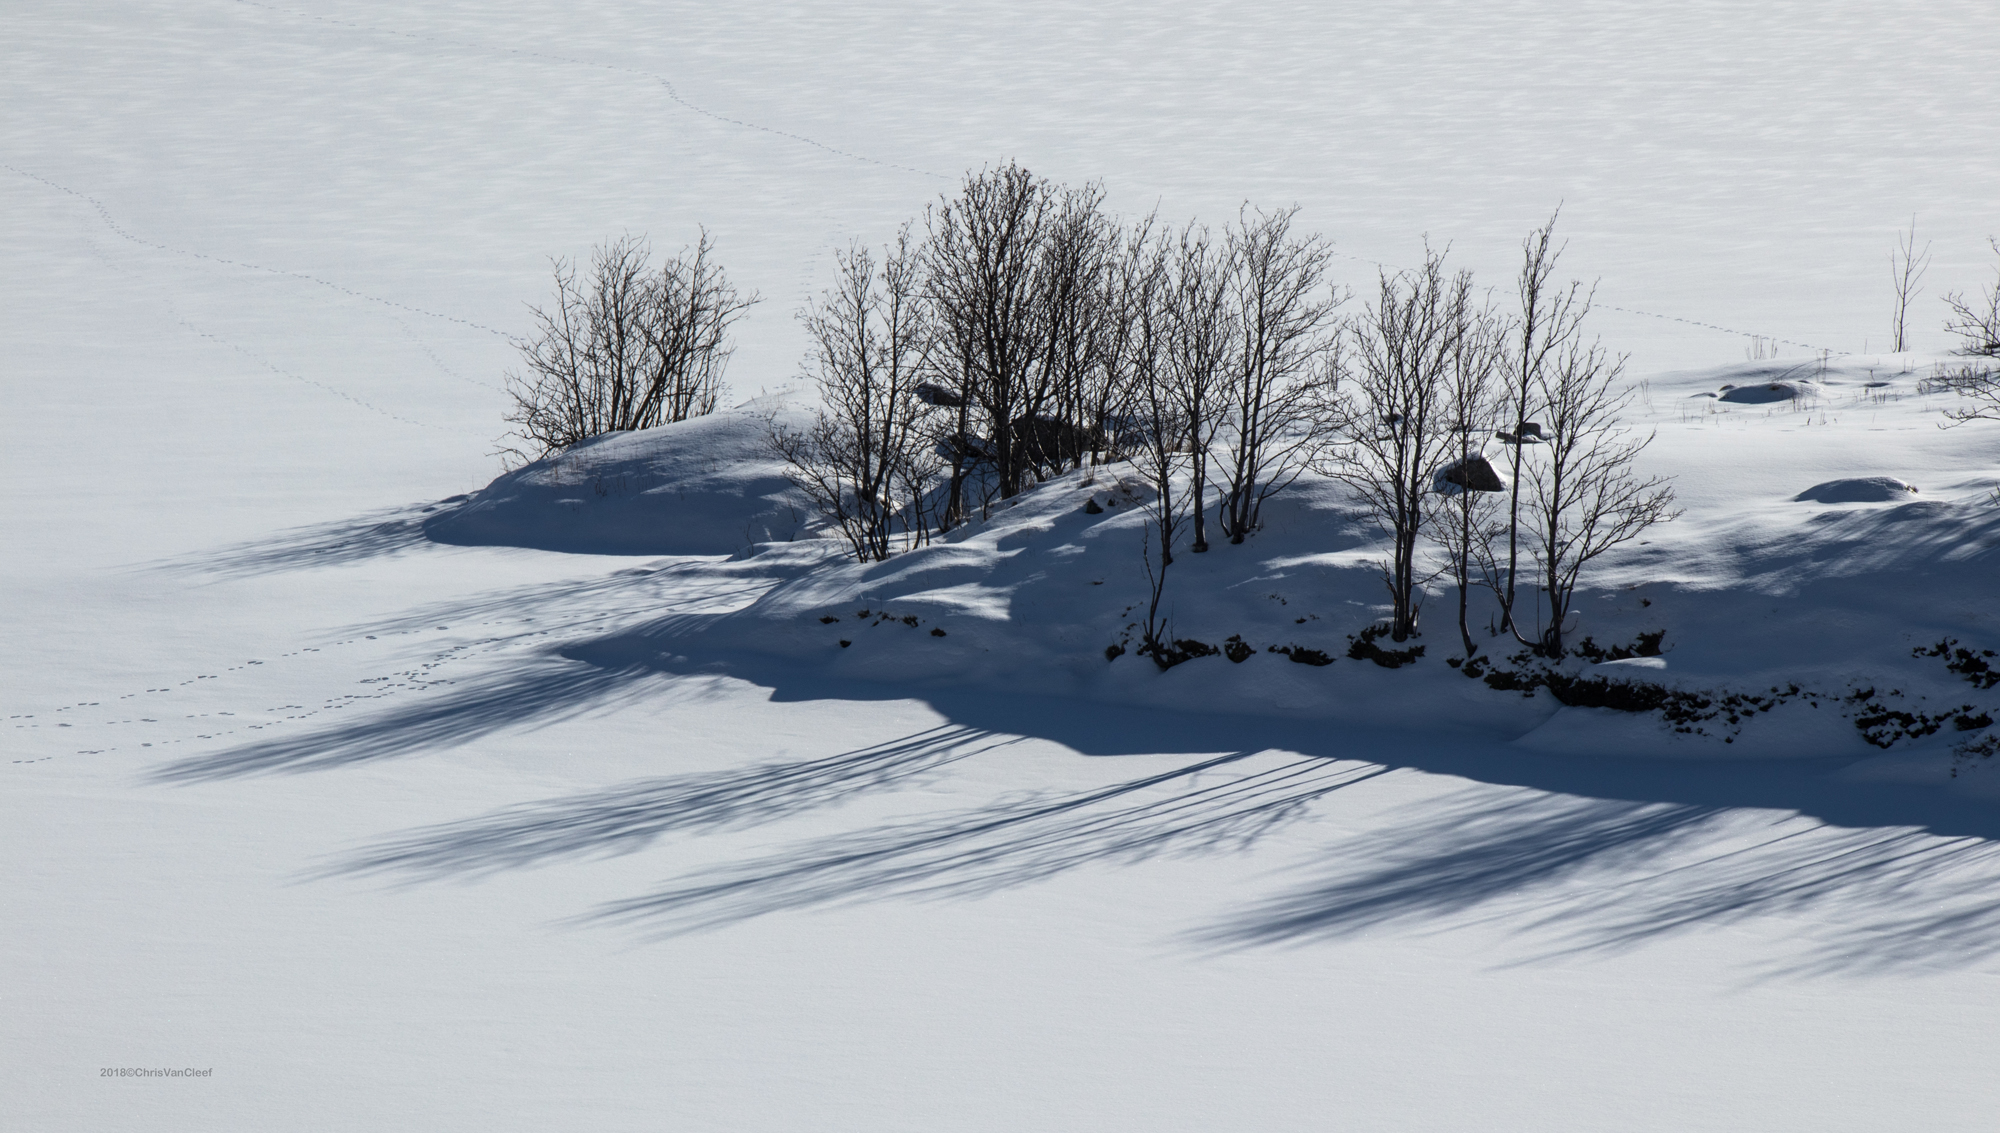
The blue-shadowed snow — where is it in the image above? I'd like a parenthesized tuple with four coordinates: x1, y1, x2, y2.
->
(9, 4, 2000, 1131)
(423, 396, 813, 555)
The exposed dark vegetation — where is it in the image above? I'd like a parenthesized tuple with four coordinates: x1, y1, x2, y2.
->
(1570, 631, 1666, 663)
(1916, 638, 2000, 690)
(1346, 625, 1425, 668)
(1443, 632, 2000, 750)
(1846, 687, 1979, 748)
(1139, 637, 1222, 668)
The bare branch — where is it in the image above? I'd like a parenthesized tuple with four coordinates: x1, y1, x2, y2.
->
(1313, 245, 1474, 642)
(1890, 215, 1933, 354)
(775, 229, 940, 562)
(502, 233, 757, 465)
(1216, 206, 1342, 544)
(1518, 340, 1680, 656)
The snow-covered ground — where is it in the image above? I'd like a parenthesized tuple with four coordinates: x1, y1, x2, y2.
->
(7, 2, 2000, 1129)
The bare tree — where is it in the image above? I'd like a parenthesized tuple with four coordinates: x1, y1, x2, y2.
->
(1890, 215, 1933, 354)
(1316, 248, 1472, 642)
(1513, 340, 1679, 657)
(1164, 223, 1234, 554)
(1116, 232, 1193, 665)
(1430, 298, 1507, 661)
(1215, 206, 1341, 544)
(1031, 183, 1122, 480)
(1088, 211, 1160, 468)
(1943, 237, 2000, 359)
(921, 308, 984, 532)
(503, 232, 755, 464)
(1498, 213, 1592, 635)
(923, 164, 1057, 504)
(774, 231, 938, 562)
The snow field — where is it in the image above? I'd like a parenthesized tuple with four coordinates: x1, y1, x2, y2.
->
(7, 1, 2000, 1129)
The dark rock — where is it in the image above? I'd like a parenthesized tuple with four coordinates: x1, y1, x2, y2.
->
(1719, 381, 1816, 404)
(915, 382, 964, 408)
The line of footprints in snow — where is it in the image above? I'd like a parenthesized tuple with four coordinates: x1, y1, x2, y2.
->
(8, 570, 779, 765)
(6, 626, 493, 765)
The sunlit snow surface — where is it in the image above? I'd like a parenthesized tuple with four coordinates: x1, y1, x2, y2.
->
(6, 2, 2000, 1130)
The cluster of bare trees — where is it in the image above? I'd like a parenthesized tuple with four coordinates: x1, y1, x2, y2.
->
(778, 166, 1676, 663)
(503, 232, 756, 465)
(1321, 220, 1679, 661)
(779, 164, 1336, 578)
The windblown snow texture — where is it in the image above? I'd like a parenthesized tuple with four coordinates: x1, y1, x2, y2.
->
(7, 3, 2000, 1131)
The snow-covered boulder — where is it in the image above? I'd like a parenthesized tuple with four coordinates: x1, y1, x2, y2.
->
(1434, 454, 1507, 493)
(424, 399, 814, 556)
(1794, 477, 1919, 504)
(1718, 379, 1819, 404)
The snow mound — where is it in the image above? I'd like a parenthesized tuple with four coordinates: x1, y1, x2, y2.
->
(1794, 477, 1919, 504)
(1717, 379, 1819, 404)
(424, 401, 813, 556)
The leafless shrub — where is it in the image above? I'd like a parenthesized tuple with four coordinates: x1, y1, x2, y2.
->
(1163, 222, 1235, 554)
(773, 230, 938, 562)
(1215, 206, 1342, 544)
(1315, 246, 1474, 642)
(1513, 336, 1680, 657)
(1117, 228, 1193, 665)
(922, 164, 1057, 511)
(1930, 238, 2000, 426)
(503, 232, 756, 465)
(1890, 215, 1932, 354)
(1036, 184, 1125, 479)
(921, 165, 1125, 524)
(1481, 215, 1681, 657)
(1944, 237, 2000, 359)
(1432, 298, 1507, 661)
(1497, 212, 1592, 637)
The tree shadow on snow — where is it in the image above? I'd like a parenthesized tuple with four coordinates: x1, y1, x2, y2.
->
(326, 724, 1031, 879)
(330, 733, 1388, 941)
(146, 498, 457, 577)
(142, 564, 808, 784)
(565, 635, 2000, 972)
(579, 753, 1389, 939)
(182, 585, 2000, 975)
(146, 657, 665, 782)
(562, 693, 2000, 972)
(1192, 787, 2000, 977)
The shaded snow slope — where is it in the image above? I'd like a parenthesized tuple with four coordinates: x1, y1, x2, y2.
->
(434, 355, 2000, 775)
(423, 399, 813, 555)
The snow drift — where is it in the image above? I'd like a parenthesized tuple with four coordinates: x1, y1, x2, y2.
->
(422, 400, 812, 556)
